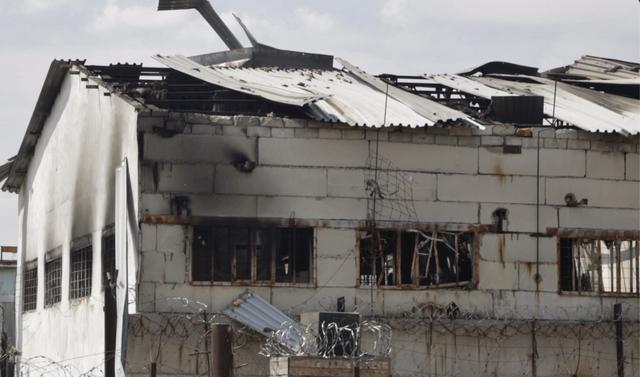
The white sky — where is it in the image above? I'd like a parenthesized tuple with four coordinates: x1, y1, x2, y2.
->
(0, 0, 638, 246)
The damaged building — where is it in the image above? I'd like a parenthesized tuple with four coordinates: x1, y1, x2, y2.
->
(1, 1, 639, 376)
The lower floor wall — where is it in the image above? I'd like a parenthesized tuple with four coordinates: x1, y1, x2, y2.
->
(125, 309, 640, 377)
(14, 295, 640, 376)
(19, 301, 105, 376)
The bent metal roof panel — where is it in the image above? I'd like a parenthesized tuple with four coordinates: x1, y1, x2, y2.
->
(153, 54, 483, 128)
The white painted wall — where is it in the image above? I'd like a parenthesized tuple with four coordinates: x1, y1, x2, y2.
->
(15, 70, 139, 376)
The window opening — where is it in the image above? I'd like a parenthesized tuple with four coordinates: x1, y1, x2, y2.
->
(231, 228, 251, 281)
(45, 257, 62, 306)
(70, 244, 93, 299)
(560, 238, 639, 295)
(23, 265, 38, 312)
(193, 225, 313, 285)
(359, 229, 473, 288)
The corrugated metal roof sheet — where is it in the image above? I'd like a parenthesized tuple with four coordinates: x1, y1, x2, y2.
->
(547, 55, 640, 81)
(153, 54, 482, 128)
(223, 291, 301, 351)
(429, 73, 640, 135)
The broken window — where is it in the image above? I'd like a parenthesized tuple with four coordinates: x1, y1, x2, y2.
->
(560, 238, 640, 295)
(45, 257, 62, 306)
(23, 264, 38, 312)
(70, 244, 93, 299)
(192, 224, 313, 285)
(102, 234, 116, 288)
(359, 229, 474, 288)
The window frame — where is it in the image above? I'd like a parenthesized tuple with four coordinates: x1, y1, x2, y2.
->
(557, 234, 640, 298)
(22, 262, 38, 312)
(69, 242, 93, 300)
(190, 223, 315, 287)
(356, 228, 477, 289)
(44, 255, 63, 307)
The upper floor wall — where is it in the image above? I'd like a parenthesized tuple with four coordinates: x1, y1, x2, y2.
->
(21, 71, 139, 263)
(138, 113, 639, 232)
(135, 113, 639, 318)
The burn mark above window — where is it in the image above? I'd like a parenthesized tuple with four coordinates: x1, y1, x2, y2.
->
(359, 229, 474, 288)
(192, 224, 313, 285)
(560, 238, 639, 296)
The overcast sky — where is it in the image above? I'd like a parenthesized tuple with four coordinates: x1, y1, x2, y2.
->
(0, 0, 638, 246)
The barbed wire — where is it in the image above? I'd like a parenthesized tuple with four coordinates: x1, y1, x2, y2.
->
(9, 294, 639, 376)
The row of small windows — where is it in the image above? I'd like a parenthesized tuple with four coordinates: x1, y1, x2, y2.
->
(22, 234, 115, 312)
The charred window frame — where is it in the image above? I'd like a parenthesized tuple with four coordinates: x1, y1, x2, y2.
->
(45, 256, 62, 307)
(70, 243, 93, 300)
(192, 225, 314, 285)
(358, 229, 474, 288)
(559, 238, 640, 296)
(102, 233, 116, 289)
(23, 263, 38, 312)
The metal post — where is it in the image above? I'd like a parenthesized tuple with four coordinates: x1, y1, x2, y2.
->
(210, 324, 233, 377)
(614, 303, 624, 377)
(149, 362, 157, 377)
(531, 320, 538, 377)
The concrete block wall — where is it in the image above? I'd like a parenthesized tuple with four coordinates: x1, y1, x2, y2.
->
(134, 113, 640, 377)
(137, 113, 640, 301)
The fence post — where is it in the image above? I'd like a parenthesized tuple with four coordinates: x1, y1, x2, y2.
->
(614, 303, 624, 377)
(531, 320, 538, 377)
(210, 324, 233, 377)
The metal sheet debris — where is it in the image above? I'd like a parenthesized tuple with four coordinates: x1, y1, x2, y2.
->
(224, 291, 301, 351)
(472, 75, 640, 135)
(546, 55, 640, 81)
(154, 54, 482, 128)
(427, 73, 640, 135)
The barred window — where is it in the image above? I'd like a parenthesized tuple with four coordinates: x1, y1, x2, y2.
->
(359, 229, 474, 288)
(70, 244, 93, 299)
(45, 257, 62, 306)
(192, 225, 314, 285)
(23, 265, 38, 312)
(102, 234, 116, 288)
(560, 238, 639, 296)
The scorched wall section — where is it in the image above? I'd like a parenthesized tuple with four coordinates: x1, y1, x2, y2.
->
(16, 71, 139, 375)
(134, 112, 639, 376)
